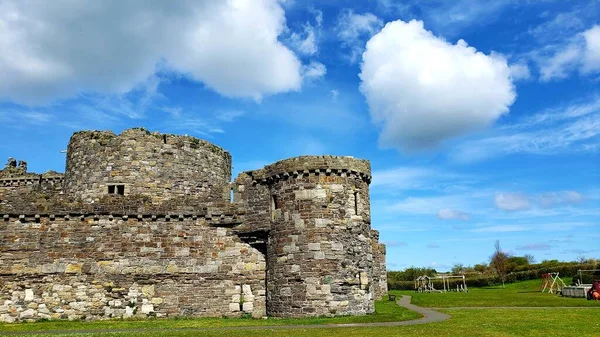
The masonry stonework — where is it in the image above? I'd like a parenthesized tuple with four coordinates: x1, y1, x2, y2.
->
(0, 128, 387, 323)
(63, 128, 231, 203)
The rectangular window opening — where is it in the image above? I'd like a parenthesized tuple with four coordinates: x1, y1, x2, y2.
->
(116, 185, 125, 195)
(354, 191, 359, 215)
(108, 185, 115, 194)
(163, 135, 167, 144)
(230, 188, 234, 203)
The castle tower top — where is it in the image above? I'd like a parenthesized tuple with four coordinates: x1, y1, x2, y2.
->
(246, 155, 371, 184)
(62, 128, 232, 203)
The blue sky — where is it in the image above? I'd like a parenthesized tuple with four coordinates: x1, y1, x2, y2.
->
(0, 0, 598, 271)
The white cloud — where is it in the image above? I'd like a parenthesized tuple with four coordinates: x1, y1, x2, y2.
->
(469, 224, 530, 233)
(377, 0, 514, 36)
(216, 110, 245, 122)
(160, 106, 182, 118)
(527, 10, 586, 45)
(450, 96, 600, 163)
(383, 241, 408, 247)
(371, 166, 476, 194)
(386, 195, 470, 216)
(359, 20, 516, 151)
(516, 244, 552, 251)
(162, 108, 245, 137)
(302, 61, 327, 80)
(539, 25, 600, 81)
(495, 193, 531, 211)
(335, 10, 383, 62)
(564, 191, 585, 203)
(509, 62, 531, 81)
(0, 0, 306, 105)
(288, 8, 322, 56)
(371, 167, 437, 188)
(289, 25, 318, 55)
(437, 209, 470, 221)
(165, 117, 224, 137)
(538, 191, 584, 208)
(328, 89, 339, 102)
(539, 45, 581, 81)
(582, 25, 600, 73)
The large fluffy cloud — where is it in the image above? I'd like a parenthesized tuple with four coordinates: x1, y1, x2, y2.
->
(359, 20, 516, 151)
(582, 25, 600, 73)
(0, 0, 304, 105)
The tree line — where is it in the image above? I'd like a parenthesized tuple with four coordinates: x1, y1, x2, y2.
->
(387, 240, 600, 290)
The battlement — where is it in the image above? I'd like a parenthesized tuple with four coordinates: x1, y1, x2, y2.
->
(0, 157, 30, 178)
(69, 128, 229, 157)
(0, 174, 64, 187)
(244, 155, 372, 185)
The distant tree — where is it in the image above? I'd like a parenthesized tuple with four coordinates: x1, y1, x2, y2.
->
(451, 263, 465, 274)
(507, 256, 530, 273)
(524, 254, 535, 264)
(473, 263, 488, 274)
(394, 267, 437, 281)
(540, 259, 559, 267)
(489, 240, 509, 288)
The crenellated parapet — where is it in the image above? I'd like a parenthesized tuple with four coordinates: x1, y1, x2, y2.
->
(0, 158, 28, 178)
(0, 174, 64, 189)
(245, 155, 372, 185)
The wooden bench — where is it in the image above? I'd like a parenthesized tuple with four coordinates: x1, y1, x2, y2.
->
(388, 294, 396, 301)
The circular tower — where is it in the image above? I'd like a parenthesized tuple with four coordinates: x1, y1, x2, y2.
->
(258, 156, 374, 317)
(63, 128, 231, 203)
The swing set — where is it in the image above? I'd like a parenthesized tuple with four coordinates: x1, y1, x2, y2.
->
(414, 274, 468, 293)
(575, 269, 600, 286)
(539, 272, 567, 294)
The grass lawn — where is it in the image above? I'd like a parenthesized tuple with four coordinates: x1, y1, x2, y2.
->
(2, 308, 599, 337)
(392, 279, 600, 307)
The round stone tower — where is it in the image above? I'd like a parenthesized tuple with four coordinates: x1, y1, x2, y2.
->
(255, 156, 374, 317)
(63, 128, 231, 203)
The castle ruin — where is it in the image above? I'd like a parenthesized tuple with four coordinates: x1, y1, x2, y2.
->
(0, 128, 387, 322)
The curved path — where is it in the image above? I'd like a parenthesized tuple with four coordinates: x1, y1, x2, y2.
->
(3, 296, 450, 336)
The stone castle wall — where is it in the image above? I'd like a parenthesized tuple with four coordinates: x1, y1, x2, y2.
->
(63, 128, 232, 203)
(0, 129, 388, 322)
(370, 230, 388, 300)
(0, 214, 265, 322)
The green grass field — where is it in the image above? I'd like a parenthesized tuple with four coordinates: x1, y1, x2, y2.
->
(391, 279, 600, 307)
(1, 280, 599, 337)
